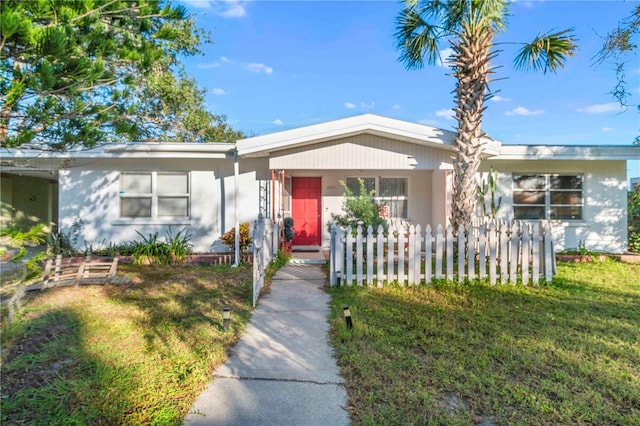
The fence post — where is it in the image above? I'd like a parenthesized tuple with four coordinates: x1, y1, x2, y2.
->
(468, 225, 475, 281)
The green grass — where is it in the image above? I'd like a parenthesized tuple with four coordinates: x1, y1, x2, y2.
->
(1, 264, 254, 425)
(329, 260, 640, 425)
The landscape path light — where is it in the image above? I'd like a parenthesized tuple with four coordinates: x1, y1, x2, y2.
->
(343, 305, 353, 330)
(223, 307, 230, 331)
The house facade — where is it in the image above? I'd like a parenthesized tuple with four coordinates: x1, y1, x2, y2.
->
(1, 114, 638, 253)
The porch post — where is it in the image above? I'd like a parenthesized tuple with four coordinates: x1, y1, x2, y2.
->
(234, 149, 240, 266)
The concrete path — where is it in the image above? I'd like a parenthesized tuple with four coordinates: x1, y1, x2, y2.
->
(184, 264, 350, 426)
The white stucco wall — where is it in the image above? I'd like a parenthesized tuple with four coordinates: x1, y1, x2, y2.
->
(480, 160, 628, 253)
(58, 157, 270, 253)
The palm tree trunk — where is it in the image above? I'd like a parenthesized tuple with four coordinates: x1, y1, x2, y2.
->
(450, 23, 496, 232)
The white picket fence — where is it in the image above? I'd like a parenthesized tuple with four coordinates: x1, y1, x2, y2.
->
(329, 220, 555, 287)
(252, 215, 279, 306)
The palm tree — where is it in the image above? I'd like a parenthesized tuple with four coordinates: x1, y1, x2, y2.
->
(395, 0, 577, 231)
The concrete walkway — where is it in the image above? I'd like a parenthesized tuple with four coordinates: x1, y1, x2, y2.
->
(184, 264, 350, 426)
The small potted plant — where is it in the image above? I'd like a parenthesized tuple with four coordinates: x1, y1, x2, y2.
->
(282, 217, 294, 254)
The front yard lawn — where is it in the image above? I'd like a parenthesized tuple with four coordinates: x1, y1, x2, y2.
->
(330, 260, 640, 425)
(1, 264, 254, 425)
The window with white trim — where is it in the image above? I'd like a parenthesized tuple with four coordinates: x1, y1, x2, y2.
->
(345, 177, 408, 219)
(119, 172, 190, 219)
(512, 174, 583, 220)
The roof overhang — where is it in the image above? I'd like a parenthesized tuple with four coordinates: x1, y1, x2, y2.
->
(0, 142, 235, 164)
(489, 145, 640, 160)
(237, 114, 501, 158)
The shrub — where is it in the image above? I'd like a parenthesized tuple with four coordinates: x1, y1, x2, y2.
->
(283, 217, 295, 242)
(629, 184, 640, 253)
(221, 222, 253, 253)
(131, 227, 193, 265)
(331, 178, 388, 234)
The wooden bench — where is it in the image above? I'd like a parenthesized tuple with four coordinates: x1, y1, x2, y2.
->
(41, 255, 120, 287)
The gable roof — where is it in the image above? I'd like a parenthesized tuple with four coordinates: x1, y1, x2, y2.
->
(237, 113, 501, 158)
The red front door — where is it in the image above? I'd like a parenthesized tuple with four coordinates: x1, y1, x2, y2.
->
(291, 177, 322, 246)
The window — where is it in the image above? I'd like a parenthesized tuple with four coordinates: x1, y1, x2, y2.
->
(512, 174, 583, 220)
(119, 172, 190, 219)
(345, 177, 408, 219)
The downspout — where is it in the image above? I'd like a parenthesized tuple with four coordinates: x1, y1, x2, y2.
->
(233, 148, 240, 267)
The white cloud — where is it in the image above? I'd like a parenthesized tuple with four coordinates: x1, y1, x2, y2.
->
(197, 62, 221, 69)
(438, 48, 454, 68)
(183, 0, 213, 9)
(435, 108, 455, 120)
(220, 56, 234, 63)
(490, 95, 511, 102)
(219, 1, 248, 18)
(418, 118, 440, 126)
(577, 102, 622, 114)
(185, 1, 249, 18)
(344, 101, 374, 109)
(601, 127, 615, 132)
(212, 88, 225, 95)
(247, 63, 273, 74)
(504, 106, 544, 116)
(392, 104, 401, 110)
(271, 119, 284, 126)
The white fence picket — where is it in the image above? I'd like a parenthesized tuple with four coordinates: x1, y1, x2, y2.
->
(522, 224, 531, 284)
(366, 225, 374, 285)
(446, 226, 454, 281)
(457, 224, 465, 281)
(532, 223, 540, 283)
(435, 225, 443, 279)
(509, 222, 519, 284)
(425, 225, 433, 284)
(388, 231, 396, 284)
(468, 225, 475, 280)
(414, 224, 422, 284)
(346, 226, 353, 286)
(408, 225, 416, 285)
(376, 225, 384, 287)
(398, 230, 406, 285)
(356, 225, 363, 286)
(329, 219, 554, 287)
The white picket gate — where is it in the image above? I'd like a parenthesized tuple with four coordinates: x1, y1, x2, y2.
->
(252, 215, 279, 306)
(329, 220, 555, 287)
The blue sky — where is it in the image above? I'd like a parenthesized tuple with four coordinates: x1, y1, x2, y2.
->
(178, 0, 640, 177)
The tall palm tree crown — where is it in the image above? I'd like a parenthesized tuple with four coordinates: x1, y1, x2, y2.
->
(395, 0, 577, 231)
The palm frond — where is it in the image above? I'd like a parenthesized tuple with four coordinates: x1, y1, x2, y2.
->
(514, 28, 577, 73)
(394, 6, 442, 69)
